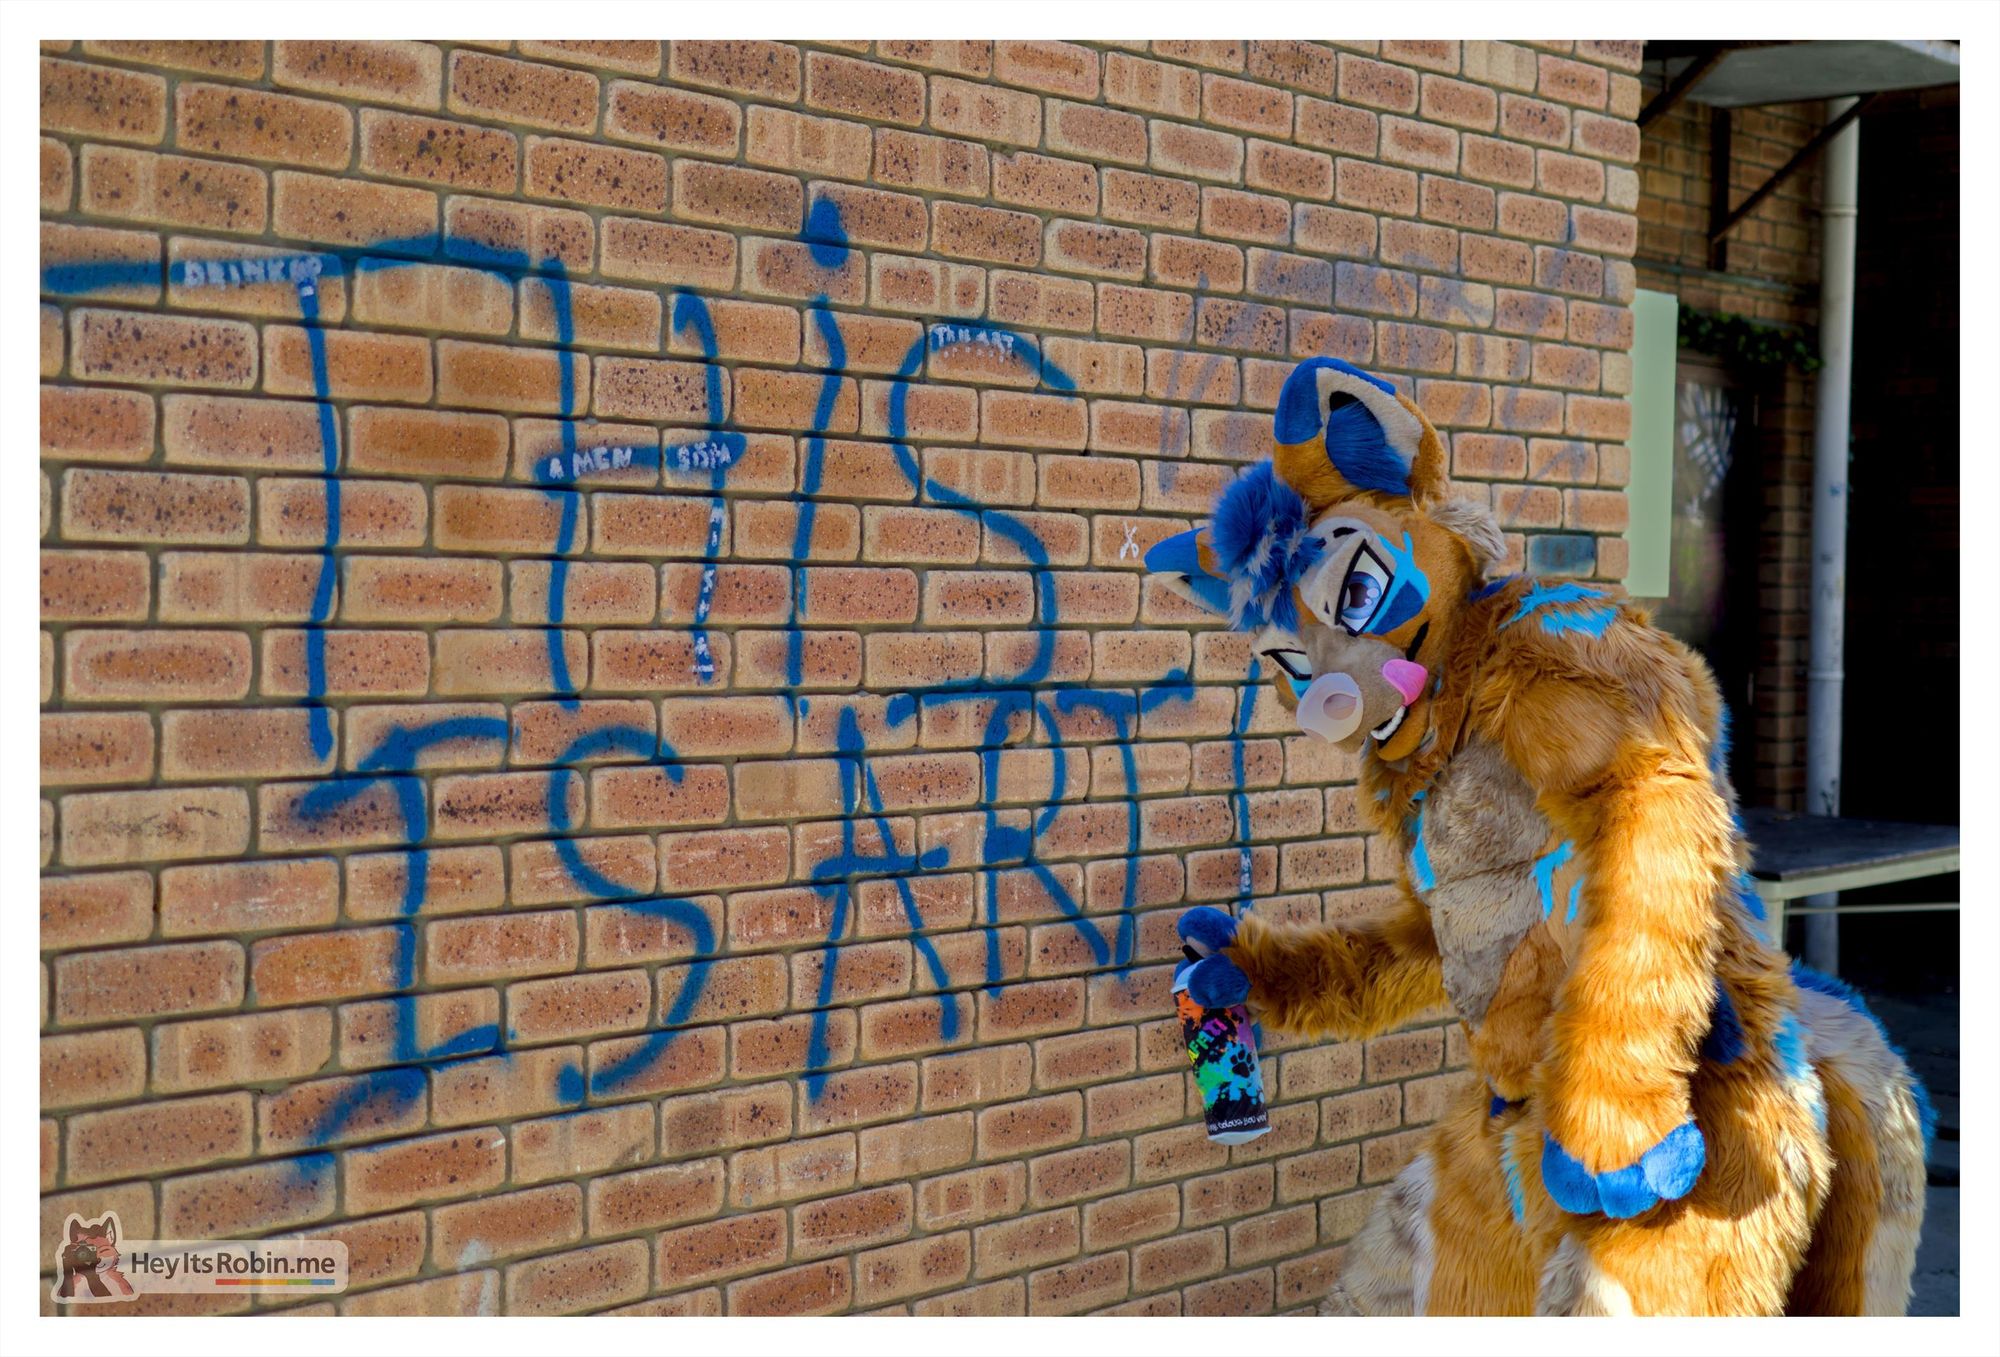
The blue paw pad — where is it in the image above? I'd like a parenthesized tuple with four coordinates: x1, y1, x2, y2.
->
(1184, 954, 1250, 1009)
(1176, 905, 1237, 956)
(1540, 1121, 1705, 1218)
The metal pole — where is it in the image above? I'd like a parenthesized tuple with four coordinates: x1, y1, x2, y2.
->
(1802, 98, 1860, 973)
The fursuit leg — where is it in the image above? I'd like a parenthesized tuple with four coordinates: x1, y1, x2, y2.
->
(1785, 985, 1929, 1315)
(1323, 1145, 1437, 1315)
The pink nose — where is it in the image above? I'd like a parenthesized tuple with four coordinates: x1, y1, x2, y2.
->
(1381, 659, 1428, 705)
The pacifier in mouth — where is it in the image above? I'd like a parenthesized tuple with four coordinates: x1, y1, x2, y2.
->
(1295, 672, 1365, 742)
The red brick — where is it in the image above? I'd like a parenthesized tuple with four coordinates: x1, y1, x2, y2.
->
(359, 110, 518, 193)
(65, 1091, 253, 1185)
(343, 1127, 506, 1214)
(41, 1027, 147, 1109)
(526, 136, 666, 213)
(746, 106, 869, 181)
(930, 76, 1041, 147)
(655, 1208, 789, 1287)
(994, 41, 1099, 98)
(448, 51, 599, 133)
(260, 628, 429, 698)
(41, 55, 166, 142)
(40, 870, 153, 951)
(728, 1259, 852, 1316)
(272, 170, 436, 250)
(668, 40, 801, 102)
(973, 1206, 1080, 1279)
(433, 1184, 583, 1269)
(273, 41, 442, 109)
(151, 1007, 332, 1093)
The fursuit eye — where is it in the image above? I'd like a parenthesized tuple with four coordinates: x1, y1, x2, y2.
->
(1263, 649, 1313, 682)
(1336, 547, 1392, 634)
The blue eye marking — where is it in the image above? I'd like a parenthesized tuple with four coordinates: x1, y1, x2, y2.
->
(1366, 531, 1431, 636)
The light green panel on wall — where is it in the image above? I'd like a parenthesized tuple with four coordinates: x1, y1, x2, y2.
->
(1624, 288, 1678, 599)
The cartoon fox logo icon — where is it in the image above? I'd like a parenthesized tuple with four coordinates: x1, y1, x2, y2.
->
(55, 1213, 134, 1302)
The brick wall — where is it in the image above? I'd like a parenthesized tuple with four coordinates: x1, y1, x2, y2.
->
(1635, 85, 1826, 808)
(39, 38, 1645, 1316)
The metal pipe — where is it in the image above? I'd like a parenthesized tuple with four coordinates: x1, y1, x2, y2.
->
(1802, 97, 1861, 973)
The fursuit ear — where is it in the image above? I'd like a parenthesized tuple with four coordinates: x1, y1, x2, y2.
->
(1429, 494, 1507, 574)
(1271, 357, 1449, 512)
(1194, 460, 1321, 632)
(1144, 525, 1233, 617)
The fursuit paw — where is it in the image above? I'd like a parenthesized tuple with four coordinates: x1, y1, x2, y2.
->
(1176, 904, 1237, 955)
(1175, 906, 1249, 1008)
(1540, 1121, 1706, 1219)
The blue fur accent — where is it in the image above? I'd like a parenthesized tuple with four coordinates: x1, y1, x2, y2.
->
(1489, 1094, 1511, 1118)
(1185, 953, 1250, 1008)
(1273, 356, 1395, 443)
(1367, 531, 1432, 635)
(1177, 905, 1238, 955)
(1323, 396, 1411, 496)
(1497, 582, 1610, 632)
(1532, 840, 1574, 918)
(1733, 870, 1768, 923)
(1408, 802, 1436, 892)
(1500, 1127, 1527, 1225)
(1595, 1162, 1657, 1219)
(1640, 1121, 1707, 1200)
(1208, 461, 1322, 631)
(1273, 357, 1411, 495)
(1791, 963, 1940, 1155)
(1772, 1011, 1811, 1083)
(1710, 702, 1733, 778)
(1468, 573, 1519, 603)
(1700, 981, 1745, 1065)
(1564, 877, 1583, 925)
(1185, 572, 1235, 616)
(1143, 529, 1203, 577)
(1146, 528, 1237, 618)
(1542, 1121, 1706, 1219)
(1540, 604, 1618, 637)
(1540, 1135, 1602, 1214)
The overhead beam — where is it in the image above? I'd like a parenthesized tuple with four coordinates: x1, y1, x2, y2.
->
(1639, 46, 1730, 129)
(1707, 105, 1733, 270)
(1709, 93, 1880, 243)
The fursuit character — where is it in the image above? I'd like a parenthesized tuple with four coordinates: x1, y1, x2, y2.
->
(1152, 357, 1932, 1315)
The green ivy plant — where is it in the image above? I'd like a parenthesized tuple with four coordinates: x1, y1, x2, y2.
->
(1678, 306, 1823, 373)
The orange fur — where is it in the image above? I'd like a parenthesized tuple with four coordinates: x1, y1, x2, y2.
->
(1786, 1070, 1878, 1314)
(1228, 890, 1446, 1038)
(1221, 364, 1924, 1314)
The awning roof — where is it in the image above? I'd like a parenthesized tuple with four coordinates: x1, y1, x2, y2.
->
(1648, 40, 1959, 107)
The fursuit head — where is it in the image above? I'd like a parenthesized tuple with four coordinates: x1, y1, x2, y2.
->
(1150, 357, 1933, 1315)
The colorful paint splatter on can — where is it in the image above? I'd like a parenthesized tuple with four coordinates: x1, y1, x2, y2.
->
(1173, 978, 1270, 1144)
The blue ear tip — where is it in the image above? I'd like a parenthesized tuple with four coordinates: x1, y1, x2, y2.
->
(1144, 529, 1202, 575)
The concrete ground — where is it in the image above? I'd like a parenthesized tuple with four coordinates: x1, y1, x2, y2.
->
(1867, 992, 1960, 1316)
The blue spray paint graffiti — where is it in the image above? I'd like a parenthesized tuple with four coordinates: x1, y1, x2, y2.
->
(42, 197, 1276, 1140)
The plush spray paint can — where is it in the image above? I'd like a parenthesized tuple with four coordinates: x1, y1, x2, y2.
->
(1173, 942, 1270, 1144)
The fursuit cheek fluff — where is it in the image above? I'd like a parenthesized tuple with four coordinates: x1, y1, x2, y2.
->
(1150, 357, 1932, 1316)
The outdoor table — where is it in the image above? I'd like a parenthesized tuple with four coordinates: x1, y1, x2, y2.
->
(1739, 806, 1960, 949)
